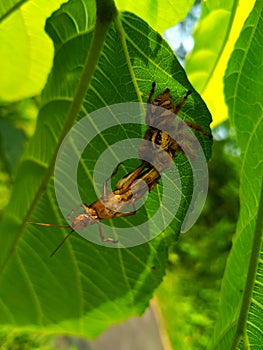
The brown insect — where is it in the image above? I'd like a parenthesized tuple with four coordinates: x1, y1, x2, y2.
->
(27, 82, 209, 256)
(27, 162, 161, 256)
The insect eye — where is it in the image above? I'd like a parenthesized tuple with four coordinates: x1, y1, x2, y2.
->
(154, 131, 163, 145)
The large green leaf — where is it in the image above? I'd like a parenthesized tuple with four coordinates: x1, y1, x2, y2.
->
(0, 0, 212, 337)
(185, 0, 256, 127)
(211, 1, 263, 348)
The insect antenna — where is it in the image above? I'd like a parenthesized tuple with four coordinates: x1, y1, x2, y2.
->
(50, 229, 75, 257)
(26, 222, 71, 229)
(26, 221, 74, 257)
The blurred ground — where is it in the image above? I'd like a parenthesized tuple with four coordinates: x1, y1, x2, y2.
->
(55, 303, 168, 350)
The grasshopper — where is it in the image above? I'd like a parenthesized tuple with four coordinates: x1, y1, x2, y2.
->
(28, 163, 161, 256)
(27, 82, 209, 255)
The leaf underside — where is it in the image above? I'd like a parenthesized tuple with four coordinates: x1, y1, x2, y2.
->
(0, 0, 212, 337)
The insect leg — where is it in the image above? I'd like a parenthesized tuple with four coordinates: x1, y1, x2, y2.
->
(145, 82, 156, 124)
(174, 90, 211, 138)
(115, 162, 149, 194)
(147, 81, 156, 104)
(184, 121, 212, 138)
(113, 206, 136, 218)
(102, 162, 123, 197)
(174, 90, 192, 114)
(97, 221, 118, 243)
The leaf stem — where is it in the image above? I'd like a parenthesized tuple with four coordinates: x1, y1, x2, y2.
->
(61, 0, 117, 140)
(231, 176, 263, 349)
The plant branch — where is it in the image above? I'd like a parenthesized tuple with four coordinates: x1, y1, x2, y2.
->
(60, 0, 117, 140)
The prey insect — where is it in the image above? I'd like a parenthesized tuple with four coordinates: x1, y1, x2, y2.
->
(27, 162, 161, 257)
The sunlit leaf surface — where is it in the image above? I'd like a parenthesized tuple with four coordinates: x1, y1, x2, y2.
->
(185, 0, 256, 127)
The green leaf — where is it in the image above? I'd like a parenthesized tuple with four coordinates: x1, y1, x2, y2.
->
(211, 1, 263, 348)
(115, 0, 195, 33)
(0, 117, 26, 172)
(0, 0, 24, 22)
(0, 0, 66, 102)
(185, 0, 256, 127)
(0, 0, 212, 337)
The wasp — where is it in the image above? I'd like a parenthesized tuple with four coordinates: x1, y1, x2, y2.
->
(27, 82, 210, 255)
(139, 82, 211, 168)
